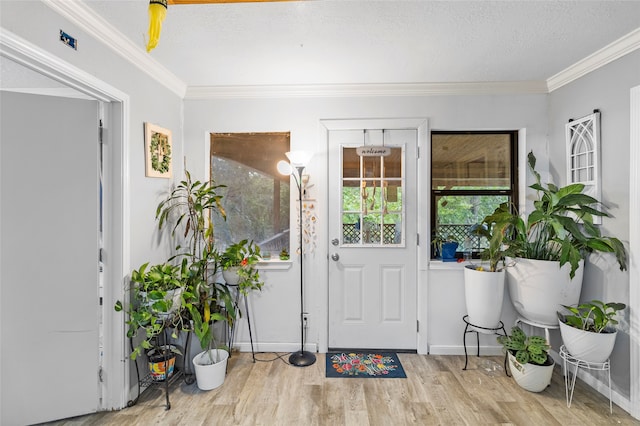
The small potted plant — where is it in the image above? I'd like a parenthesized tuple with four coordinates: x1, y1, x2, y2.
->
(557, 300, 626, 363)
(279, 248, 290, 260)
(432, 234, 458, 261)
(114, 262, 185, 360)
(218, 239, 264, 295)
(184, 280, 235, 390)
(463, 219, 509, 329)
(497, 326, 554, 392)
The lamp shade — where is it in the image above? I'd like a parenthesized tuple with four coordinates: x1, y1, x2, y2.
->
(285, 151, 313, 167)
(277, 160, 293, 176)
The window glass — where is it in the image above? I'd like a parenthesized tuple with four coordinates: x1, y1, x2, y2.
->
(341, 146, 404, 246)
(210, 132, 290, 256)
(431, 132, 517, 258)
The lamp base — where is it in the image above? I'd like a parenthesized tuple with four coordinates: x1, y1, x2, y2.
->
(289, 350, 316, 367)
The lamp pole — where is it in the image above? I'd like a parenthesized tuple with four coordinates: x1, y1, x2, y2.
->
(288, 165, 316, 367)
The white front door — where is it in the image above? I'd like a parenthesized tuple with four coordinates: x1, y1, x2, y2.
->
(328, 125, 418, 350)
(1, 92, 100, 424)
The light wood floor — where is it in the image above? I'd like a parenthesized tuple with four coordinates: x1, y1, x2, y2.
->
(46, 352, 639, 425)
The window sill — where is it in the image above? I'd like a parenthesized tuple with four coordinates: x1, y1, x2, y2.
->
(257, 259, 293, 271)
(429, 260, 467, 270)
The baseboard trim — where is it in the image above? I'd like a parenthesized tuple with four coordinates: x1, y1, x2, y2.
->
(428, 345, 504, 356)
(231, 342, 317, 354)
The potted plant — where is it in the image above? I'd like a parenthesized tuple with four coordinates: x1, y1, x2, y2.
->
(218, 239, 264, 295)
(184, 280, 235, 390)
(114, 262, 185, 360)
(486, 151, 627, 326)
(557, 300, 626, 363)
(463, 221, 509, 329)
(432, 234, 459, 262)
(497, 326, 554, 392)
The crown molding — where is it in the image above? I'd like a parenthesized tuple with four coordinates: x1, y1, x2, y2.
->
(547, 27, 640, 93)
(185, 81, 548, 99)
(42, 0, 187, 98)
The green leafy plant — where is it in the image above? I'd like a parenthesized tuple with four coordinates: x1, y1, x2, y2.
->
(469, 222, 509, 272)
(155, 171, 231, 353)
(114, 262, 185, 360)
(218, 239, 264, 295)
(558, 300, 626, 333)
(497, 326, 550, 365)
(483, 151, 627, 278)
(279, 248, 289, 260)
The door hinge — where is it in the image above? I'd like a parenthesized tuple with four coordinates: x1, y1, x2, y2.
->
(99, 367, 104, 383)
(417, 233, 419, 245)
(99, 119, 105, 145)
(417, 146, 420, 159)
(417, 320, 420, 332)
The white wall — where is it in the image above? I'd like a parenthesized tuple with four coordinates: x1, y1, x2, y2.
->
(548, 50, 640, 400)
(183, 93, 548, 354)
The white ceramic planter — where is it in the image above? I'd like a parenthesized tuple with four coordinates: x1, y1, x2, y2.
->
(506, 258, 584, 326)
(507, 351, 554, 392)
(464, 266, 505, 329)
(559, 321, 617, 363)
(222, 267, 241, 285)
(192, 349, 229, 391)
(140, 288, 183, 318)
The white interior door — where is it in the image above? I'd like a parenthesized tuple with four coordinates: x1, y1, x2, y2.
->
(328, 126, 417, 350)
(1, 92, 100, 424)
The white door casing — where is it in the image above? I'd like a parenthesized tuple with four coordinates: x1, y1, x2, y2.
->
(328, 123, 418, 350)
(0, 29, 130, 414)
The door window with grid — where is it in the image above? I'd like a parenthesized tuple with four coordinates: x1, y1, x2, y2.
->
(341, 144, 404, 246)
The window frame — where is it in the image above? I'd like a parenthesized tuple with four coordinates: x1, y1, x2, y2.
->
(430, 130, 519, 259)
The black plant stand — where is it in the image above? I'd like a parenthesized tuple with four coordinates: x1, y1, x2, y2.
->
(128, 322, 194, 410)
(462, 315, 508, 374)
(227, 284, 256, 362)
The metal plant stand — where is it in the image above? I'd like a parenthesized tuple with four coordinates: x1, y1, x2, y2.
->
(128, 323, 194, 410)
(560, 345, 612, 413)
(462, 315, 508, 373)
(227, 284, 256, 362)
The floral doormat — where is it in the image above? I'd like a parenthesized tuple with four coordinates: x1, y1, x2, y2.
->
(326, 352, 406, 378)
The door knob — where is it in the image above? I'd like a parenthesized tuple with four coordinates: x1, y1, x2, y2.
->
(331, 253, 340, 261)
(331, 238, 339, 246)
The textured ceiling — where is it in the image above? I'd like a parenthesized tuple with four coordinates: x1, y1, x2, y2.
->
(82, 0, 640, 88)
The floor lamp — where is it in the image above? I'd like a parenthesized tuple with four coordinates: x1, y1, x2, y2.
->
(278, 151, 316, 367)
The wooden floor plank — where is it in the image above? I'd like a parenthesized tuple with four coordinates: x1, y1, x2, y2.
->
(44, 352, 639, 425)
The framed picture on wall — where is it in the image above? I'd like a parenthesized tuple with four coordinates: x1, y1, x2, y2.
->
(144, 122, 172, 178)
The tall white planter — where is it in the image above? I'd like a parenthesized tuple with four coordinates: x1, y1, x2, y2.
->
(192, 349, 229, 391)
(506, 258, 584, 326)
(558, 321, 617, 363)
(464, 266, 505, 329)
(507, 351, 554, 392)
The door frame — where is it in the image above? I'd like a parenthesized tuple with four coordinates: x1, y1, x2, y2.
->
(319, 118, 429, 354)
(0, 29, 131, 410)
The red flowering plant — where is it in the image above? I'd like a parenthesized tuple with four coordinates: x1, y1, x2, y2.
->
(218, 239, 264, 295)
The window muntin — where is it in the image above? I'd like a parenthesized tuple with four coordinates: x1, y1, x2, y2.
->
(431, 131, 517, 258)
(210, 132, 290, 255)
